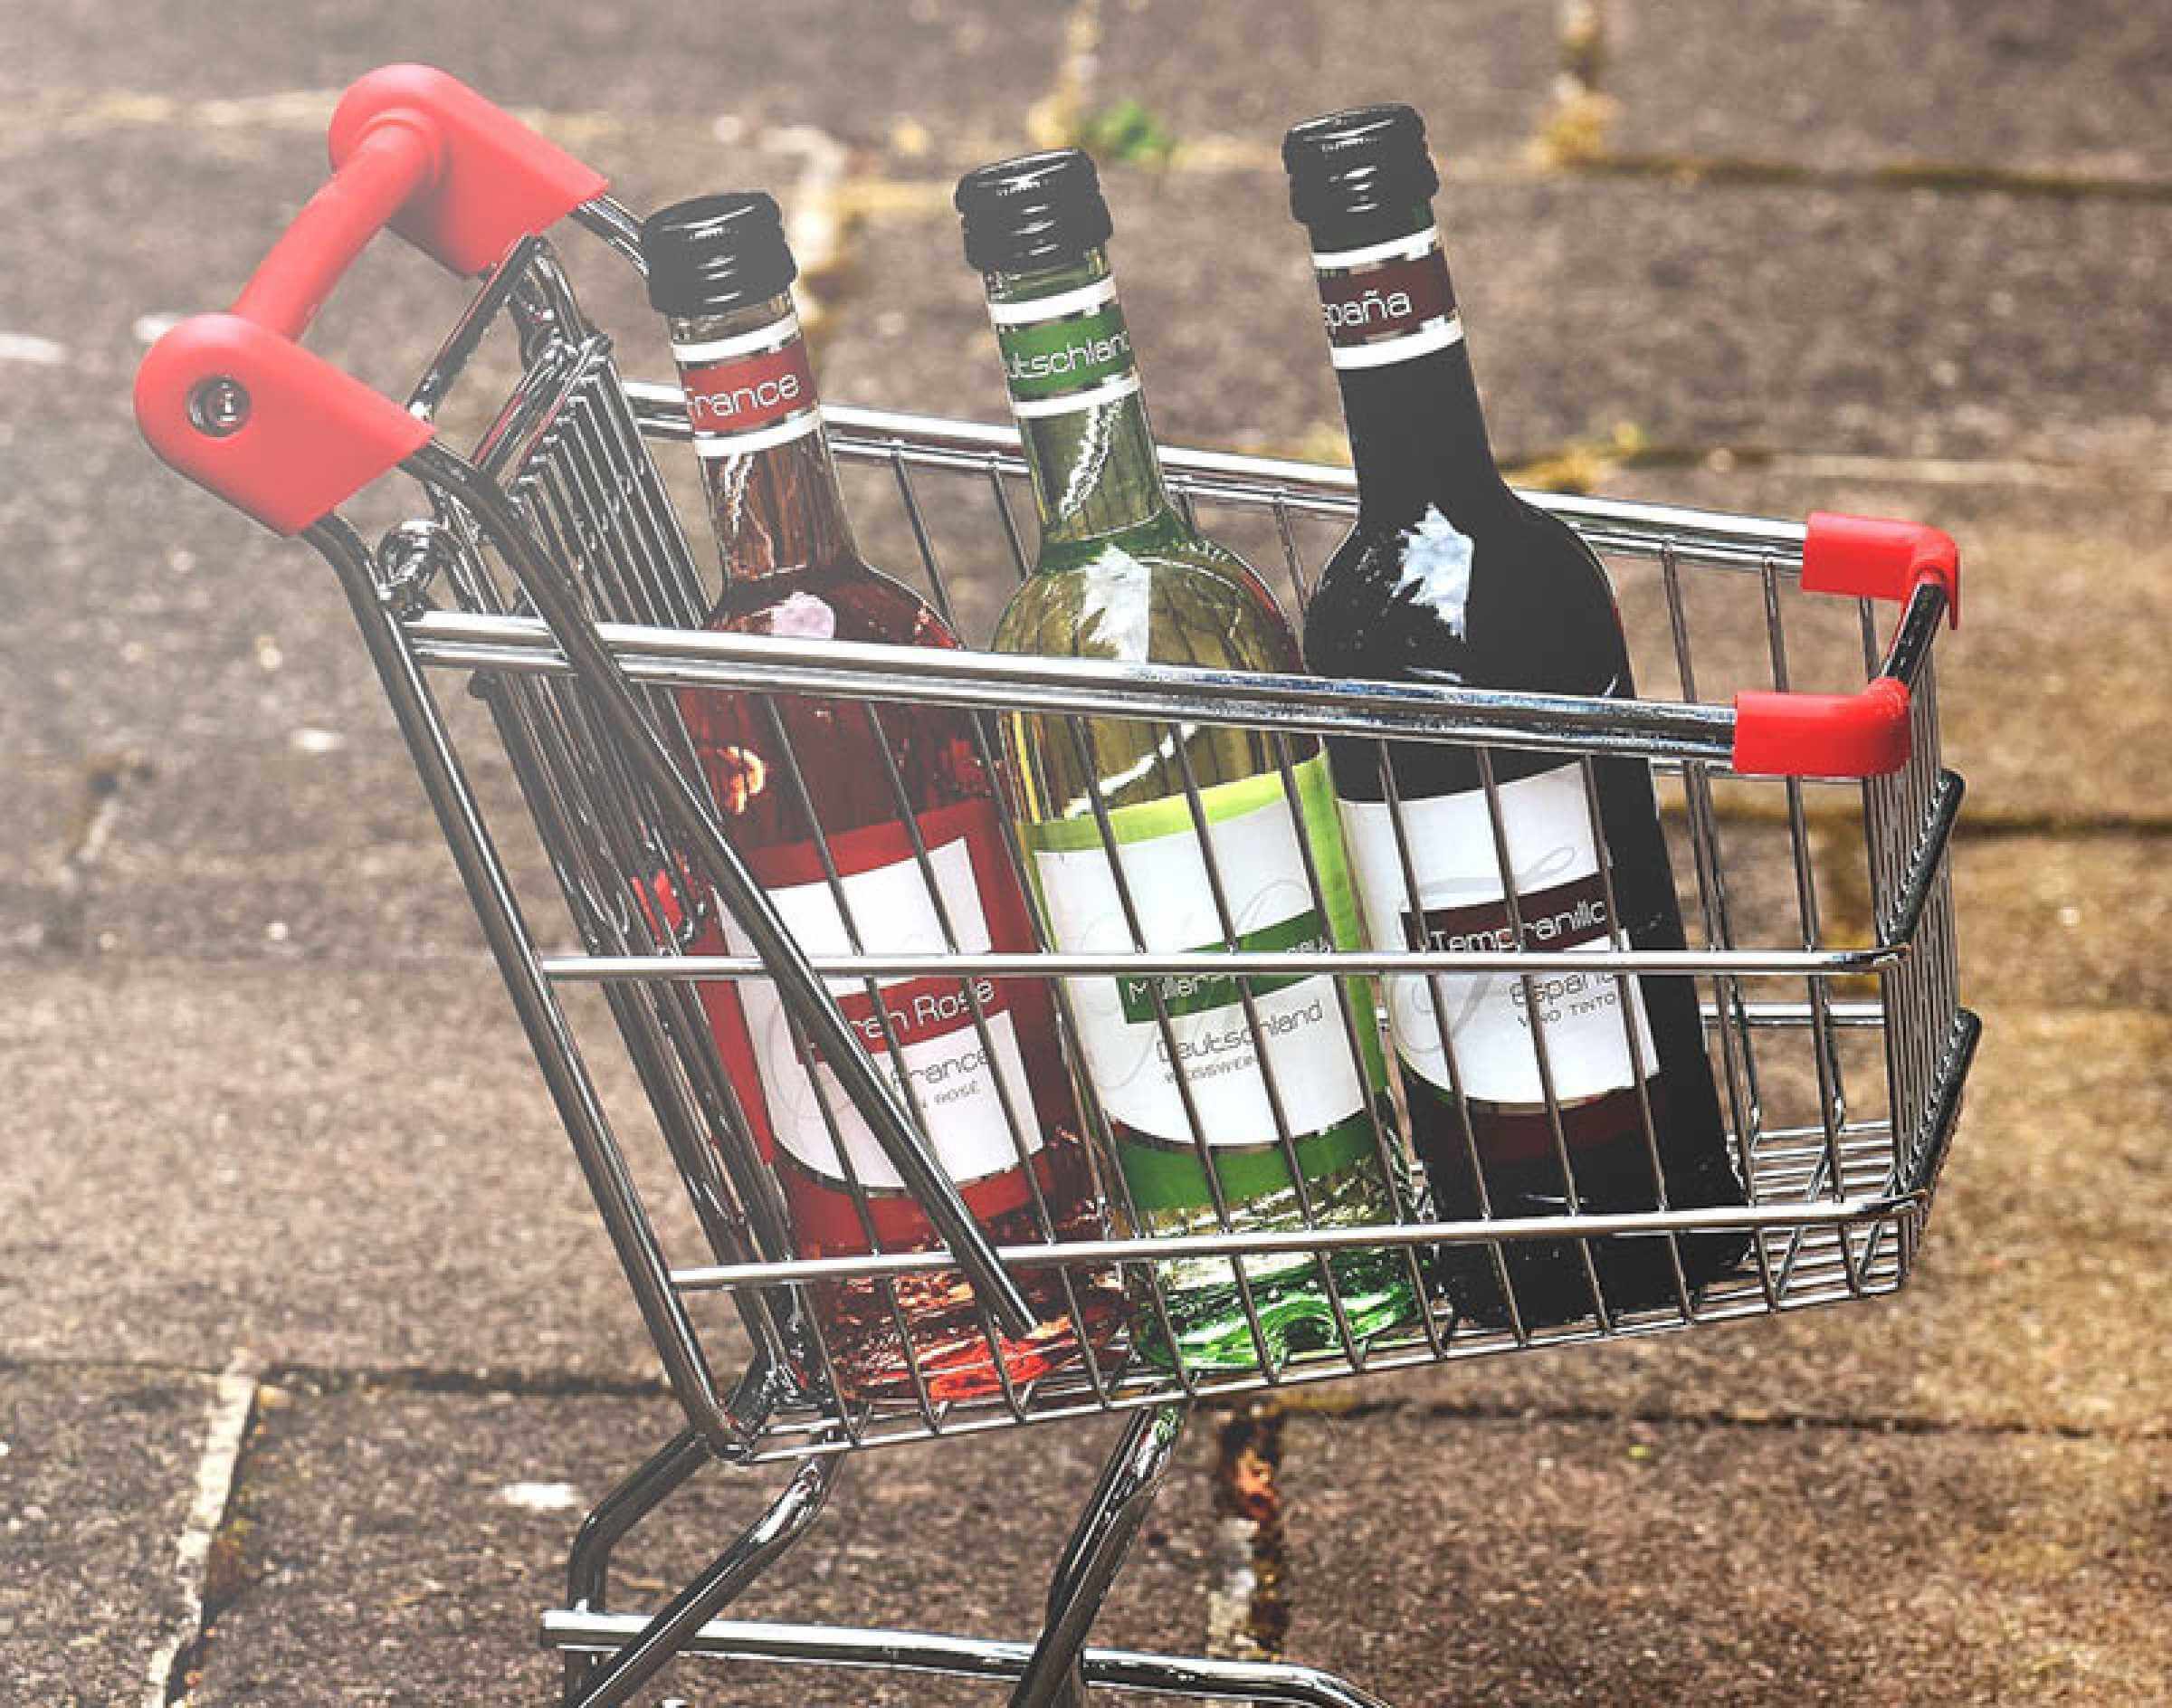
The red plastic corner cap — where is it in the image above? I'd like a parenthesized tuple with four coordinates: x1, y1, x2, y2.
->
(1732, 677, 1913, 779)
(134, 313, 432, 537)
(328, 64, 608, 278)
(1803, 511, 1961, 628)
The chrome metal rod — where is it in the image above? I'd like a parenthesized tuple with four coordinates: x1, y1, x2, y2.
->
(539, 969, 1891, 1028)
(1906, 1009, 1982, 1197)
(404, 441, 1038, 1340)
(570, 194, 648, 272)
(542, 1610, 1392, 1705)
(626, 384, 1806, 574)
(538, 943, 1899, 982)
(403, 609, 1746, 766)
(565, 1427, 709, 1622)
(568, 1457, 839, 1708)
(303, 515, 730, 1446)
(562, 1427, 710, 1706)
(1013, 1406, 1188, 1708)
(1877, 584, 1950, 692)
(672, 1194, 1920, 1290)
(1882, 769, 1966, 951)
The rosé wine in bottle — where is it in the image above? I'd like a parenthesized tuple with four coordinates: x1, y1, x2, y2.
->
(643, 192, 1126, 1401)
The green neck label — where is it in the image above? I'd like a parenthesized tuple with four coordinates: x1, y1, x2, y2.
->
(990, 278, 1141, 420)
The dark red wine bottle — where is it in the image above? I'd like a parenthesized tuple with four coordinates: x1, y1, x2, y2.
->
(641, 194, 1125, 1398)
(1281, 108, 1749, 1327)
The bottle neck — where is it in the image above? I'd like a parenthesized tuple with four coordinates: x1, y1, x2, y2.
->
(982, 248, 1175, 554)
(1305, 212, 1510, 529)
(668, 291, 858, 584)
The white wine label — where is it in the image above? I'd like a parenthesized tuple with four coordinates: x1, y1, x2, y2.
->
(1310, 224, 1465, 370)
(1026, 757, 1369, 1150)
(724, 803, 1043, 1192)
(674, 311, 825, 456)
(1340, 763, 1657, 1106)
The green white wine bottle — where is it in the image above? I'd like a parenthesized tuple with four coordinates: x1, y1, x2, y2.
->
(953, 149, 1424, 1373)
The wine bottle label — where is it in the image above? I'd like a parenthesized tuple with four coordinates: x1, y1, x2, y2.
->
(987, 279, 1143, 420)
(1339, 763, 1658, 1109)
(721, 797, 1045, 1194)
(673, 312, 824, 456)
(1310, 225, 1464, 370)
(1025, 755, 1381, 1210)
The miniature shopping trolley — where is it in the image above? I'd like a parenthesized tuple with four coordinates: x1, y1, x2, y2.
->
(136, 67, 1977, 1708)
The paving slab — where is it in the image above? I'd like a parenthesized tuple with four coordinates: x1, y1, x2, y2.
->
(1278, 1408, 2172, 1705)
(1608, 0, 2172, 179)
(1, 1, 1066, 167)
(1951, 831, 2172, 1014)
(194, 1384, 1221, 1705)
(1090, 0, 1560, 168)
(1341, 1003, 2171, 1439)
(0, 737, 548, 964)
(0, 1364, 214, 1707)
(0, 959, 720, 1381)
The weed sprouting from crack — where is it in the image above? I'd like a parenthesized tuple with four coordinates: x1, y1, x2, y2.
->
(1207, 1399, 1291, 1661)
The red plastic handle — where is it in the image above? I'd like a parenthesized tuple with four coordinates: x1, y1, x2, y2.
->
(1726, 510, 1963, 778)
(1732, 676, 1912, 779)
(326, 64, 609, 280)
(1803, 511, 1960, 628)
(134, 65, 608, 536)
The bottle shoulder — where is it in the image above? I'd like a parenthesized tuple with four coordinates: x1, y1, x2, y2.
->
(996, 520, 1300, 673)
(710, 558, 960, 651)
(683, 558, 993, 840)
(1303, 499, 1629, 695)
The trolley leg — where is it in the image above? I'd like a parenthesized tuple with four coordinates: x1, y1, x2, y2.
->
(1010, 1403, 1188, 1708)
(567, 1454, 841, 1708)
(560, 1427, 711, 1706)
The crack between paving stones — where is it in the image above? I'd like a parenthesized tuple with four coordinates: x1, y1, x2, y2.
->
(148, 1351, 261, 1708)
(261, 1362, 672, 1402)
(1565, 149, 2172, 205)
(784, 148, 2172, 212)
(1267, 1390, 2168, 1446)
(1530, 0, 1619, 172)
(0, 1353, 670, 1402)
(1025, 0, 1103, 154)
(143, 1362, 670, 1703)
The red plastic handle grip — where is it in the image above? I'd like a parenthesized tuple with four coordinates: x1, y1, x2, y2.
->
(1732, 676, 1912, 778)
(134, 65, 607, 536)
(1803, 511, 1961, 628)
(325, 64, 608, 280)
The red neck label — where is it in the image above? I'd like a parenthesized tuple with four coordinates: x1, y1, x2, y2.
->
(1310, 225, 1463, 370)
(674, 311, 824, 456)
